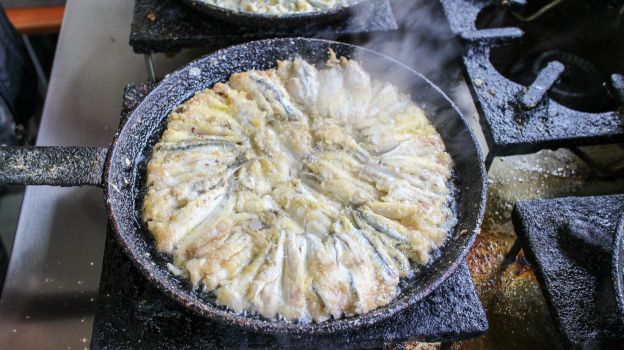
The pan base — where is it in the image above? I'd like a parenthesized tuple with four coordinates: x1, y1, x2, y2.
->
(91, 229, 487, 348)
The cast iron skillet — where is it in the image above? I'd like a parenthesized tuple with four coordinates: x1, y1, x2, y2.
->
(613, 213, 624, 321)
(178, 0, 369, 28)
(0, 38, 487, 334)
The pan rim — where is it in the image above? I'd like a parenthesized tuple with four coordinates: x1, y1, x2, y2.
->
(103, 37, 488, 335)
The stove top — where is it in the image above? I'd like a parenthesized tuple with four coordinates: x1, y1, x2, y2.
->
(130, 0, 398, 54)
(513, 194, 624, 348)
(440, 0, 624, 166)
(437, 2, 624, 349)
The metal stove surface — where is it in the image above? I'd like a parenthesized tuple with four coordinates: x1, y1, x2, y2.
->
(437, 2, 624, 348)
(89, 83, 487, 349)
(129, 0, 397, 54)
(439, 0, 624, 163)
(513, 194, 624, 349)
(455, 148, 624, 350)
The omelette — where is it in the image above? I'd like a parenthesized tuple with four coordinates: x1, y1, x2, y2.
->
(143, 51, 456, 323)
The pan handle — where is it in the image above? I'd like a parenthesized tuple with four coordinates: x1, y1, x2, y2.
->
(0, 146, 108, 187)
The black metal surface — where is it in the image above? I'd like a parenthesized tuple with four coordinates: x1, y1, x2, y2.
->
(178, 0, 369, 28)
(564, 216, 613, 254)
(459, 27, 524, 44)
(0, 38, 487, 334)
(440, 0, 624, 158)
(129, 0, 397, 54)
(614, 214, 624, 322)
(91, 227, 487, 349)
(0, 146, 107, 186)
(521, 61, 565, 109)
(513, 194, 624, 349)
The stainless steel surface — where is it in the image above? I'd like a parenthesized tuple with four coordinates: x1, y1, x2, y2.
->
(0, 0, 199, 348)
(144, 54, 156, 82)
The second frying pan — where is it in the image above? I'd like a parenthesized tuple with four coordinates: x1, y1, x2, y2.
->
(178, 0, 370, 28)
(0, 38, 487, 334)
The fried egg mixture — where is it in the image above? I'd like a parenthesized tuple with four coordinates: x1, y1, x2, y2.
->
(143, 52, 455, 323)
(202, 0, 354, 15)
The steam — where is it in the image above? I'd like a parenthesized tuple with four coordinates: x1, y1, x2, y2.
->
(346, 1, 463, 89)
(340, 0, 488, 153)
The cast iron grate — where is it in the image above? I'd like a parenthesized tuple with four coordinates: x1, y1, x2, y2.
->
(512, 194, 624, 349)
(439, 0, 624, 165)
(130, 0, 398, 54)
(90, 84, 487, 348)
(91, 230, 487, 349)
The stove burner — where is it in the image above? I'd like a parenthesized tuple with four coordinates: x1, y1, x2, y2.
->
(481, 0, 624, 113)
(440, 0, 624, 164)
(508, 50, 615, 112)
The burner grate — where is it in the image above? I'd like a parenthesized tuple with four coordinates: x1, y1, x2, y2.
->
(130, 0, 398, 54)
(91, 229, 487, 349)
(512, 194, 624, 349)
(91, 231, 487, 349)
(90, 83, 488, 349)
(440, 0, 624, 166)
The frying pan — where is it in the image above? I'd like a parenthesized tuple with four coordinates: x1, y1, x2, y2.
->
(613, 213, 624, 321)
(178, 0, 370, 28)
(0, 38, 487, 334)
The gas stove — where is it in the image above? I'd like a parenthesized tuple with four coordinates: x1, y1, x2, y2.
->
(91, 1, 624, 348)
(440, 0, 624, 168)
(440, 0, 624, 349)
(3, 0, 623, 349)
